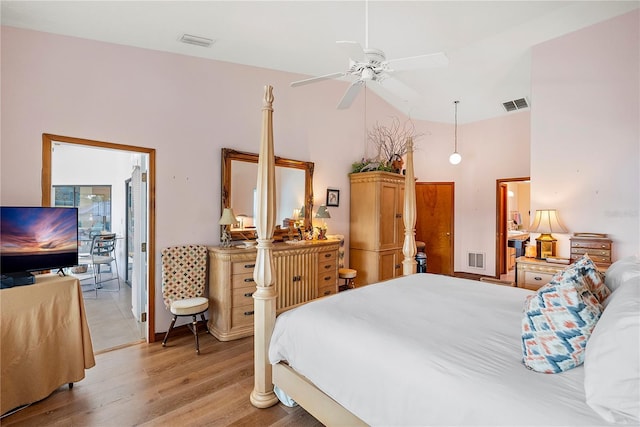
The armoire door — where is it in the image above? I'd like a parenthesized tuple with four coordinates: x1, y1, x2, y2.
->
(415, 182, 454, 275)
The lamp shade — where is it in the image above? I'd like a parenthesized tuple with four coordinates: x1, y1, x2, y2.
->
(529, 209, 568, 234)
(218, 208, 237, 225)
(315, 205, 331, 219)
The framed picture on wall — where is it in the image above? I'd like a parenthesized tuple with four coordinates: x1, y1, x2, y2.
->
(326, 189, 340, 207)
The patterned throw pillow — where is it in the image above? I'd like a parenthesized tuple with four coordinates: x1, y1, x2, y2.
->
(570, 254, 610, 303)
(521, 266, 603, 373)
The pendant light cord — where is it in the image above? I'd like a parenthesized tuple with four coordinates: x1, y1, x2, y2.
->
(454, 100, 459, 152)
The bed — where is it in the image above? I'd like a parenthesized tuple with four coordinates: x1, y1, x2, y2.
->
(249, 86, 640, 426)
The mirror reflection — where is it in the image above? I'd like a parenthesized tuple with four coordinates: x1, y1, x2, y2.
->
(221, 148, 314, 240)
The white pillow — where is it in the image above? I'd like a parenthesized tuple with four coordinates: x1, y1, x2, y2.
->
(584, 279, 640, 423)
(604, 255, 640, 293)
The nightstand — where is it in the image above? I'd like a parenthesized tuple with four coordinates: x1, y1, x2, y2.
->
(515, 257, 567, 291)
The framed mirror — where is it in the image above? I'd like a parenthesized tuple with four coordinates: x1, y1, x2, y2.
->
(221, 148, 314, 241)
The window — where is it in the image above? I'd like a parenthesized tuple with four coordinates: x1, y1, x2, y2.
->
(53, 185, 112, 249)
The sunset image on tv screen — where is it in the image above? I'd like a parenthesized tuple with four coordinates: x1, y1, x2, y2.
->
(0, 207, 78, 256)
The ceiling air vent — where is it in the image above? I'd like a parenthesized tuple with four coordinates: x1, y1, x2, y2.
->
(179, 34, 215, 48)
(502, 97, 529, 112)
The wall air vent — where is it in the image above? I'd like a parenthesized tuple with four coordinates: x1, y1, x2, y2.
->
(179, 34, 215, 48)
(502, 97, 529, 112)
(467, 252, 485, 270)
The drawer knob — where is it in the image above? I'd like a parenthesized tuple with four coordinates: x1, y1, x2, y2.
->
(244, 263, 255, 268)
(324, 253, 331, 258)
(323, 290, 331, 295)
(244, 310, 254, 316)
(323, 276, 331, 281)
(244, 278, 255, 283)
(324, 264, 331, 269)
(244, 292, 254, 297)
(534, 276, 543, 281)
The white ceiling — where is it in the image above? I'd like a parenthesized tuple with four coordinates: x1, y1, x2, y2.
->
(2, 1, 637, 123)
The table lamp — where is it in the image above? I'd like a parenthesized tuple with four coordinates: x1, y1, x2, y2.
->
(529, 209, 568, 259)
(315, 205, 331, 239)
(219, 207, 237, 247)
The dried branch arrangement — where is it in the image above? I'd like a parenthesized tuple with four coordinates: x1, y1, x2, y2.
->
(352, 116, 423, 173)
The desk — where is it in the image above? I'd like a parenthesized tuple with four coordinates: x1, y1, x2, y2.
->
(0, 275, 95, 414)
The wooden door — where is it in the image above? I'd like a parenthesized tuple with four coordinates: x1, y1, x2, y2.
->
(415, 183, 454, 275)
(498, 183, 508, 275)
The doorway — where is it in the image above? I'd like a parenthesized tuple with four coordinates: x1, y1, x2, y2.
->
(415, 182, 455, 275)
(495, 177, 530, 280)
(41, 133, 156, 347)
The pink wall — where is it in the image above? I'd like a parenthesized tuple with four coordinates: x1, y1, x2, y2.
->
(6, 11, 634, 331)
(531, 9, 639, 258)
(0, 26, 403, 331)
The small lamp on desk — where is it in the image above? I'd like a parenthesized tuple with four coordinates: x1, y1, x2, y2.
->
(529, 209, 568, 259)
(218, 208, 237, 247)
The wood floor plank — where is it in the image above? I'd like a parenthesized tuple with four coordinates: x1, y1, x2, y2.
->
(1, 334, 322, 426)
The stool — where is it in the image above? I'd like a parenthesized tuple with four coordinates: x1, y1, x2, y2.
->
(338, 268, 357, 291)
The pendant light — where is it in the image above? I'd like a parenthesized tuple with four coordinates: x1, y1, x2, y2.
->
(449, 100, 462, 165)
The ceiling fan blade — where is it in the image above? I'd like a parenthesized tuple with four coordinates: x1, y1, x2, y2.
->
(336, 40, 365, 61)
(386, 52, 449, 72)
(374, 77, 421, 103)
(291, 72, 346, 88)
(337, 81, 363, 109)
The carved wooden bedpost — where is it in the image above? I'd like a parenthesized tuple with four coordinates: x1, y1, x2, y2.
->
(250, 85, 279, 408)
(402, 137, 417, 275)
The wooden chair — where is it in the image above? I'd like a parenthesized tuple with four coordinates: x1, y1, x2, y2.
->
(161, 245, 210, 354)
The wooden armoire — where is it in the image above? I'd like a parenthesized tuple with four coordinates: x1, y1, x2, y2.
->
(349, 171, 405, 286)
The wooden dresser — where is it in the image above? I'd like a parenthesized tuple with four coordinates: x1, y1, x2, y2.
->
(570, 235, 613, 267)
(349, 171, 405, 286)
(207, 240, 340, 341)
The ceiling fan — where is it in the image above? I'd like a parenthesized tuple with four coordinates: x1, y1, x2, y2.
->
(290, 2, 448, 109)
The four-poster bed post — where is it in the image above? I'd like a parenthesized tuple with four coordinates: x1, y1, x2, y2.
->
(250, 85, 279, 408)
(250, 85, 417, 412)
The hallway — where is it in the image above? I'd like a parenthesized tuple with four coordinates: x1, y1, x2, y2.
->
(81, 282, 145, 353)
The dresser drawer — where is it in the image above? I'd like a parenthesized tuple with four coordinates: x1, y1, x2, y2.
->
(318, 258, 336, 273)
(318, 284, 336, 298)
(231, 272, 256, 288)
(521, 270, 556, 290)
(231, 305, 255, 328)
(570, 254, 611, 265)
(571, 240, 611, 250)
(318, 249, 337, 263)
(231, 260, 256, 275)
(571, 247, 611, 258)
(232, 285, 255, 307)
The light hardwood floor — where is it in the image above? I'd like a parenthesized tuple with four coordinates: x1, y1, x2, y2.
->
(2, 333, 322, 426)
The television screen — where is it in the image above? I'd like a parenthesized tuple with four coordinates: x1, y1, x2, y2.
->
(0, 206, 78, 275)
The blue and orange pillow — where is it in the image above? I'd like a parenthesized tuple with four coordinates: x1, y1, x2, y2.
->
(521, 255, 606, 373)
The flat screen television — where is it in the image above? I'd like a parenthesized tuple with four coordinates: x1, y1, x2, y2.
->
(1, 206, 78, 283)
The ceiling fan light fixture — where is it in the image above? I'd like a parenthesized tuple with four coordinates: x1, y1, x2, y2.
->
(449, 100, 462, 165)
(361, 67, 374, 81)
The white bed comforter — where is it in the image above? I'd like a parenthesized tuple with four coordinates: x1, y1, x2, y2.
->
(269, 274, 612, 426)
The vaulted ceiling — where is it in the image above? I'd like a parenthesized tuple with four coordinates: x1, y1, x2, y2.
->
(2, 1, 637, 123)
